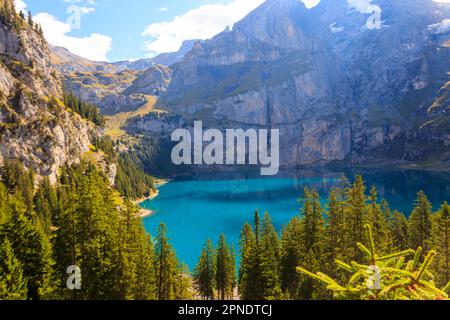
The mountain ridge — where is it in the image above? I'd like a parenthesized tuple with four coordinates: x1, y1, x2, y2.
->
(136, 0, 450, 170)
(52, 40, 199, 115)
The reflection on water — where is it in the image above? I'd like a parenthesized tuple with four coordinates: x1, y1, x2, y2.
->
(141, 168, 450, 269)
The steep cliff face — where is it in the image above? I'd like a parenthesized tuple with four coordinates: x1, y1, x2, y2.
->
(124, 64, 172, 96)
(143, 0, 450, 168)
(0, 0, 94, 182)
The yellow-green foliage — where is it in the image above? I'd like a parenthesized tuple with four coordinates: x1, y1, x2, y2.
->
(105, 95, 158, 139)
(298, 225, 450, 300)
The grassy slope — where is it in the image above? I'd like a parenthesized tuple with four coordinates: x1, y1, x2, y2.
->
(105, 95, 159, 139)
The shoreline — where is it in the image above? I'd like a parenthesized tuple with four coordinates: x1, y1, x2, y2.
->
(134, 179, 170, 218)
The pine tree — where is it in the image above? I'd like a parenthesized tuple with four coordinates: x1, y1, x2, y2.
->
(229, 245, 237, 297)
(280, 216, 302, 298)
(174, 263, 192, 300)
(367, 187, 389, 255)
(215, 234, 235, 300)
(0, 213, 55, 300)
(154, 223, 178, 300)
(297, 189, 325, 299)
(239, 211, 267, 299)
(0, 182, 11, 224)
(63, 92, 105, 126)
(238, 222, 257, 299)
(34, 177, 57, 233)
(120, 201, 156, 300)
(259, 212, 282, 299)
(133, 232, 156, 300)
(298, 225, 449, 300)
(346, 176, 367, 262)
(116, 201, 140, 299)
(76, 167, 123, 299)
(52, 165, 123, 299)
(193, 239, 215, 300)
(432, 202, 450, 287)
(390, 210, 410, 251)
(409, 191, 433, 253)
(323, 188, 346, 278)
(27, 11, 33, 27)
(53, 176, 79, 300)
(0, 238, 28, 300)
(1, 159, 34, 213)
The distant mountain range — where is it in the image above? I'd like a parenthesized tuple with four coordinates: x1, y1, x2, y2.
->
(50, 39, 200, 74)
(140, 0, 450, 170)
(50, 40, 198, 114)
(43, 0, 450, 170)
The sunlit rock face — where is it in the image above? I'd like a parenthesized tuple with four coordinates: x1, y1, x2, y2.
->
(0, 1, 93, 183)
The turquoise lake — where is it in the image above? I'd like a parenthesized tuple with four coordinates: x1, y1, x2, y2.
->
(140, 169, 450, 269)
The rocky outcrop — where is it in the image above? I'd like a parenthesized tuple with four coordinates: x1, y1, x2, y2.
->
(124, 64, 172, 96)
(0, 0, 94, 183)
(136, 0, 450, 169)
(60, 69, 146, 115)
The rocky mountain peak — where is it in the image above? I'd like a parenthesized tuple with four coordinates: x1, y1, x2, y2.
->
(140, 0, 450, 169)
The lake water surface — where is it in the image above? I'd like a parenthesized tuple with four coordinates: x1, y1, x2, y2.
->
(140, 168, 450, 269)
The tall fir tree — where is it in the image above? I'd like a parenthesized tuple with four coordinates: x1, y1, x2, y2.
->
(215, 234, 235, 300)
(432, 202, 450, 287)
(297, 189, 325, 300)
(1, 159, 34, 213)
(0, 238, 28, 300)
(390, 210, 410, 251)
(323, 188, 346, 278)
(367, 187, 389, 255)
(259, 212, 282, 299)
(409, 191, 433, 253)
(238, 222, 258, 299)
(193, 239, 215, 300)
(0, 182, 11, 224)
(346, 176, 367, 262)
(154, 223, 179, 300)
(133, 231, 156, 300)
(0, 213, 56, 300)
(280, 216, 302, 298)
(33, 177, 58, 233)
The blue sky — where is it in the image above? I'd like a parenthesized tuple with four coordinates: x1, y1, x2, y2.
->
(14, 0, 450, 62)
(14, 0, 266, 61)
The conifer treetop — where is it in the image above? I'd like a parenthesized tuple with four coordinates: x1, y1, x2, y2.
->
(298, 225, 450, 300)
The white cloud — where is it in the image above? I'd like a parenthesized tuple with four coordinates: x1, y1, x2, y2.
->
(428, 19, 450, 34)
(301, 0, 320, 9)
(13, 0, 27, 13)
(13, 0, 111, 61)
(142, 0, 265, 56)
(34, 12, 112, 61)
(157, 6, 168, 12)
